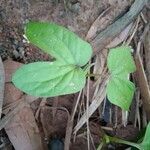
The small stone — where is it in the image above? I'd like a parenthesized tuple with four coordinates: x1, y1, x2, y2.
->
(13, 39, 18, 45)
(71, 2, 81, 13)
(13, 50, 19, 58)
(18, 47, 25, 58)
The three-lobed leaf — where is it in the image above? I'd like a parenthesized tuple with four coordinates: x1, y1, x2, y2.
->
(12, 61, 86, 97)
(25, 22, 92, 66)
(106, 46, 136, 110)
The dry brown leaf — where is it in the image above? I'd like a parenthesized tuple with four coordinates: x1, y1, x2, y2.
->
(91, 0, 148, 56)
(4, 60, 24, 105)
(106, 23, 132, 48)
(134, 45, 150, 120)
(85, 7, 111, 41)
(144, 30, 150, 85)
(0, 98, 24, 130)
(74, 85, 106, 134)
(0, 56, 5, 118)
(86, 1, 132, 41)
(3, 60, 44, 150)
(5, 103, 44, 150)
(25, 95, 39, 104)
(93, 49, 107, 80)
(4, 83, 23, 105)
(4, 59, 22, 83)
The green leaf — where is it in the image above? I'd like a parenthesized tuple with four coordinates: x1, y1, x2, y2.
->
(106, 46, 136, 110)
(106, 77, 135, 110)
(25, 22, 92, 66)
(12, 61, 86, 97)
(140, 122, 150, 150)
(107, 46, 136, 75)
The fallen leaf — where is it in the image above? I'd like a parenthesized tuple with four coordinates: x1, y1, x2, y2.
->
(144, 30, 150, 85)
(5, 103, 44, 150)
(91, 0, 148, 56)
(86, 7, 111, 40)
(4, 60, 22, 83)
(74, 84, 107, 134)
(134, 49, 150, 120)
(3, 60, 44, 150)
(4, 83, 23, 105)
(106, 23, 132, 48)
(86, 1, 132, 41)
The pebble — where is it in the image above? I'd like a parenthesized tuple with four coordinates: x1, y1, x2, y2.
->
(13, 49, 20, 59)
(70, 2, 81, 13)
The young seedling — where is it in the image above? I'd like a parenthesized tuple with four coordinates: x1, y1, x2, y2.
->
(97, 122, 150, 150)
(106, 46, 136, 110)
(12, 21, 150, 149)
(12, 22, 136, 110)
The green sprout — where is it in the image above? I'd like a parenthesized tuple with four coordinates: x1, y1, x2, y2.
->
(106, 46, 136, 110)
(97, 122, 150, 150)
(12, 21, 150, 150)
(12, 22, 136, 107)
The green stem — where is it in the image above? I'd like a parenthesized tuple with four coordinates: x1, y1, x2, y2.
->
(97, 142, 104, 150)
(108, 136, 141, 149)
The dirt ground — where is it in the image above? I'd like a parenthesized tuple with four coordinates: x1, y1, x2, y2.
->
(0, 0, 149, 150)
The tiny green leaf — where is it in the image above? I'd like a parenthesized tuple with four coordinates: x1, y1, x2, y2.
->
(12, 61, 86, 97)
(107, 46, 136, 75)
(106, 46, 136, 110)
(107, 77, 135, 110)
(25, 22, 92, 66)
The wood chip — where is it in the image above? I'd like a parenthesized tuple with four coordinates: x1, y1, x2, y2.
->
(0, 56, 5, 118)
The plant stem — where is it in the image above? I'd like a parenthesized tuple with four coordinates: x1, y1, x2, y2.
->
(97, 142, 104, 150)
(108, 136, 141, 149)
